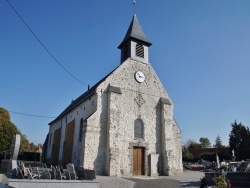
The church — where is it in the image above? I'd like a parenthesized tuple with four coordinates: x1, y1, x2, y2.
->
(45, 14, 182, 177)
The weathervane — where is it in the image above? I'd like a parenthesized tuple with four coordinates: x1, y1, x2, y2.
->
(133, 0, 136, 15)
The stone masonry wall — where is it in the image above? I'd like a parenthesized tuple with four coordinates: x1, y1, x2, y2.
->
(161, 101, 182, 176)
(48, 57, 182, 176)
(90, 58, 182, 176)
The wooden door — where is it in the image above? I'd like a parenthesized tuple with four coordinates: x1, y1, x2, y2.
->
(133, 147, 144, 175)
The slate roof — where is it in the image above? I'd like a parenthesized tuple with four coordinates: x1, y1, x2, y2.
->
(49, 66, 119, 125)
(118, 14, 152, 49)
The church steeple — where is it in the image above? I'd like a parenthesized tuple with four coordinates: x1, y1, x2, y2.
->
(118, 14, 152, 64)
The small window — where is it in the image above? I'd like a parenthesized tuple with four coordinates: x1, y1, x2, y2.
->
(123, 45, 129, 61)
(136, 43, 144, 58)
(134, 118, 144, 139)
(79, 118, 83, 142)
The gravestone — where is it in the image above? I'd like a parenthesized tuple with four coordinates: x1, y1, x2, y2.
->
(59, 166, 64, 174)
(7, 134, 21, 174)
(43, 169, 51, 180)
(149, 154, 160, 176)
(84, 169, 96, 180)
(66, 163, 77, 180)
(55, 168, 62, 180)
(66, 163, 75, 174)
(27, 169, 34, 180)
(75, 167, 86, 180)
(7, 160, 18, 174)
(20, 162, 29, 177)
(64, 170, 71, 180)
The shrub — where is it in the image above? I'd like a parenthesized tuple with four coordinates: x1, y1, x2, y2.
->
(213, 175, 231, 188)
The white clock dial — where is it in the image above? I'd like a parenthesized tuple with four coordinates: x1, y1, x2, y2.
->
(135, 71, 145, 83)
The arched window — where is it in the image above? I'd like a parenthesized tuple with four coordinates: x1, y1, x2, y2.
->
(136, 43, 144, 58)
(79, 118, 83, 142)
(123, 45, 129, 61)
(134, 119, 144, 139)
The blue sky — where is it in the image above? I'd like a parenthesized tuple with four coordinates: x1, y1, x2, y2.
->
(1, 0, 250, 146)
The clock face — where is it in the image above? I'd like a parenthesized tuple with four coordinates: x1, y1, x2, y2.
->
(135, 71, 145, 83)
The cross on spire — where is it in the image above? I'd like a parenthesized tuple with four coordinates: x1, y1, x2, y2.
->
(133, 0, 136, 15)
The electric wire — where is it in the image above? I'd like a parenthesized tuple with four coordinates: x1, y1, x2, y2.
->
(5, 0, 168, 120)
(9, 111, 56, 119)
(8, 85, 167, 120)
(6, 0, 88, 86)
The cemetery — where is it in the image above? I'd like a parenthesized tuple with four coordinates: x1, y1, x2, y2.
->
(0, 134, 98, 188)
(202, 159, 250, 187)
(193, 153, 250, 187)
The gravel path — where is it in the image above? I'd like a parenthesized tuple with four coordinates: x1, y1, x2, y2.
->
(97, 170, 205, 188)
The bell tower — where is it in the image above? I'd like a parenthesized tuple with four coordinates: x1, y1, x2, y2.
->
(118, 14, 152, 64)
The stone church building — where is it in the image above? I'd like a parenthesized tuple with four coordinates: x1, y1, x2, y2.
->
(45, 14, 182, 176)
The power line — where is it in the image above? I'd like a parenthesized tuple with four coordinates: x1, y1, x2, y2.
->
(9, 111, 56, 119)
(6, 0, 88, 86)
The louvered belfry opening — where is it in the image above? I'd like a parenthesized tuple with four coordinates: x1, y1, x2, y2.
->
(136, 43, 144, 58)
(123, 44, 129, 61)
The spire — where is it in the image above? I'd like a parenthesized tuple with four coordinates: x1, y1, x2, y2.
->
(118, 15, 152, 49)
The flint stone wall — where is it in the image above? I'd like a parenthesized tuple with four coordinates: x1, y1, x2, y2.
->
(80, 58, 182, 176)
(47, 58, 182, 176)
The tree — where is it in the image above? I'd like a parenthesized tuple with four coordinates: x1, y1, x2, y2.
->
(229, 120, 250, 160)
(184, 139, 201, 149)
(214, 135, 224, 148)
(199, 137, 211, 148)
(0, 108, 19, 153)
(0, 107, 10, 122)
(0, 107, 30, 154)
(182, 139, 200, 161)
(20, 134, 29, 152)
(182, 148, 194, 162)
